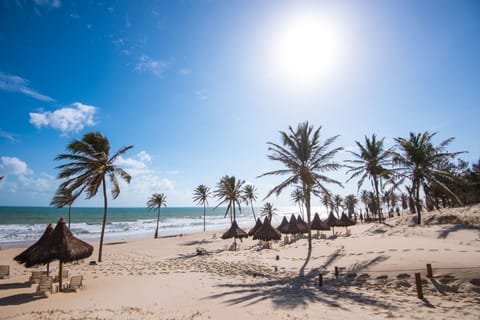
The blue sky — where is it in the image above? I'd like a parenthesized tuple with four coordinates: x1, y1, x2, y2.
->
(0, 0, 479, 208)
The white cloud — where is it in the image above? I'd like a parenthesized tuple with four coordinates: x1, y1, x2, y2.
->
(0, 72, 54, 102)
(179, 68, 192, 76)
(0, 129, 16, 142)
(29, 102, 96, 134)
(135, 55, 169, 77)
(33, 0, 61, 8)
(195, 89, 208, 101)
(137, 151, 152, 162)
(0, 156, 32, 176)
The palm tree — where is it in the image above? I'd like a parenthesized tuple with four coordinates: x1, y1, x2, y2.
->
(291, 188, 305, 218)
(259, 122, 343, 250)
(242, 184, 258, 222)
(346, 134, 392, 222)
(344, 194, 358, 220)
(214, 175, 245, 222)
(332, 194, 343, 218)
(147, 193, 167, 238)
(55, 132, 133, 262)
(193, 184, 211, 232)
(400, 192, 408, 213)
(260, 202, 277, 222)
(50, 187, 76, 228)
(393, 131, 464, 224)
(320, 189, 332, 216)
(360, 190, 370, 217)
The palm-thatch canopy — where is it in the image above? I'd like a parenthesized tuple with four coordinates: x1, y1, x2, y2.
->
(276, 216, 289, 234)
(296, 215, 309, 234)
(285, 214, 300, 234)
(326, 211, 339, 227)
(248, 218, 263, 236)
(253, 217, 281, 241)
(221, 220, 248, 240)
(14, 224, 54, 268)
(337, 213, 355, 227)
(310, 213, 331, 231)
(48, 217, 94, 263)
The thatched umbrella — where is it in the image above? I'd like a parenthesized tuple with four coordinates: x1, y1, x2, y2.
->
(276, 216, 289, 234)
(286, 214, 300, 235)
(248, 218, 263, 236)
(338, 212, 355, 233)
(310, 213, 331, 231)
(326, 211, 339, 234)
(14, 223, 54, 273)
(48, 217, 94, 291)
(253, 217, 281, 241)
(221, 220, 248, 250)
(296, 215, 309, 234)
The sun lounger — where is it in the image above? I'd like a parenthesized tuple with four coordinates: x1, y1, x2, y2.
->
(66, 275, 84, 292)
(33, 275, 53, 297)
(29, 271, 47, 284)
(0, 265, 9, 279)
(54, 270, 68, 283)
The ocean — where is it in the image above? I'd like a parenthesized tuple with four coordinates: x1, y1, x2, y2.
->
(0, 206, 306, 248)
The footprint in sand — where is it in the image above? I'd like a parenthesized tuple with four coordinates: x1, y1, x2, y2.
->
(402, 249, 410, 252)
(388, 249, 397, 252)
(428, 249, 439, 252)
(416, 248, 424, 251)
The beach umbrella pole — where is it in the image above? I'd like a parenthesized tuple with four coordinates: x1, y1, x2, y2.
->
(58, 261, 63, 292)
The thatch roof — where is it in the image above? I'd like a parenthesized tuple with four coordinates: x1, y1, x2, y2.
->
(310, 213, 331, 231)
(14, 224, 54, 268)
(276, 216, 289, 234)
(221, 220, 248, 239)
(326, 211, 339, 227)
(253, 217, 281, 241)
(337, 213, 355, 227)
(48, 217, 94, 263)
(296, 215, 309, 234)
(286, 214, 300, 234)
(248, 218, 263, 236)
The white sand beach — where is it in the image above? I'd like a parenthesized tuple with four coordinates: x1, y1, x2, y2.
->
(1, 205, 479, 319)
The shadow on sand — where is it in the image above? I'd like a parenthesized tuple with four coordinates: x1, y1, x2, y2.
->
(437, 224, 480, 239)
(205, 249, 395, 312)
(0, 293, 44, 306)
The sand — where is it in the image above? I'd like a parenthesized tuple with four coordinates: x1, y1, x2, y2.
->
(1, 205, 479, 319)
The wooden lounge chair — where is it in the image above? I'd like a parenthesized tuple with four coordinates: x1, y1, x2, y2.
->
(33, 275, 53, 297)
(54, 270, 68, 283)
(0, 265, 9, 279)
(29, 271, 47, 284)
(66, 275, 83, 292)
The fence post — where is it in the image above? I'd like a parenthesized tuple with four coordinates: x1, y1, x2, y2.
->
(426, 264, 433, 278)
(415, 273, 423, 299)
(318, 274, 323, 287)
(335, 266, 339, 278)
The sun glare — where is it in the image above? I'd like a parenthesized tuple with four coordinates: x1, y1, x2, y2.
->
(268, 9, 347, 90)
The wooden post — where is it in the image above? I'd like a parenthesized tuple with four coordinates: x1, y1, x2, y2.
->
(426, 264, 433, 278)
(274, 266, 278, 272)
(318, 274, 323, 287)
(415, 273, 423, 299)
(335, 266, 339, 278)
(276, 255, 280, 260)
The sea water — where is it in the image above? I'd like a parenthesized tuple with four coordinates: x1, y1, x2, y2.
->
(0, 206, 305, 248)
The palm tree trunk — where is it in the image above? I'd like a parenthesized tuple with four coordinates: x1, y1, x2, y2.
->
(98, 176, 108, 262)
(415, 181, 422, 224)
(250, 201, 256, 221)
(303, 184, 312, 251)
(203, 203, 206, 232)
(373, 176, 382, 222)
(155, 207, 160, 238)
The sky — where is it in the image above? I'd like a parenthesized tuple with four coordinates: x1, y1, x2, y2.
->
(0, 0, 479, 208)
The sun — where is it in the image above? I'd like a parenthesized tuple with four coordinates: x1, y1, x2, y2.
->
(269, 10, 346, 90)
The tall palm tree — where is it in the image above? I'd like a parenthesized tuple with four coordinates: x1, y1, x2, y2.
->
(242, 184, 258, 222)
(400, 192, 408, 213)
(345, 134, 392, 222)
(259, 122, 343, 250)
(50, 187, 76, 229)
(147, 193, 167, 238)
(214, 175, 245, 222)
(332, 194, 343, 217)
(319, 189, 332, 216)
(55, 132, 133, 262)
(344, 194, 358, 220)
(260, 202, 277, 222)
(360, 190, 370, 217)
(393, 131, 464, 224)
(291, 188, 305, 218)
(193, 184, 211, 232)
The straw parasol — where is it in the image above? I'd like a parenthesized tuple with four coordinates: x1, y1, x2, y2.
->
(48, 217, 94, 291)
(296, 215, 309, 234)
(276, 216, 289, 234)
(310, 213, 331, 231)
(338, 212, 355, 228)
(286, 214, 300, 235)
(253, 217, 281, 241)
(248, 218, 263, 236)
(222, 220, 248, 250)
(14, 223, 54, 272)
(326, 211, 339, 234)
